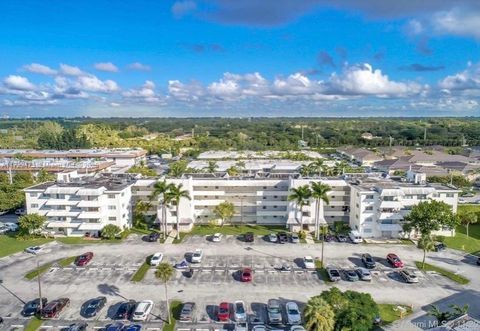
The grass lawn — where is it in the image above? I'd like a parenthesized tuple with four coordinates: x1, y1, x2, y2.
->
(0, 234, 53, 258)
(56, 237, 122, 245)
(188, 224, 287, 236)
(25, 256, 78, 280)
(378, 304, 412, 325)
(415, 261, 470, 285)
(162, 300, 182, 331)
(58, 256, 77, 267)
(131, 256, 152, 282)
(24, 316, 43, 331)
(442, 221, 480, 255)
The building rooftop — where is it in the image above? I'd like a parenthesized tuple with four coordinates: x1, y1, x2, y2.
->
(196, 150, 325, 160)
(25, 173, 138, 191)
(349, 175, 459, 192)
(0, 148, 147, 158)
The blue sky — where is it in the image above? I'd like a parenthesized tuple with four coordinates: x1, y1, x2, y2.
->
(1, 0, 480, 117)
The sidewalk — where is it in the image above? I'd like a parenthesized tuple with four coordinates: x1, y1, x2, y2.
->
(305, 233, 315, 244)
(164, 230, 177, 244)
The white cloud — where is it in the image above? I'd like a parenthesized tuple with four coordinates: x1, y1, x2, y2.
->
(94, 62, 119, 73)
(3, 75, 36, 91)
(127, 62, 151, 71)
(23, 63, 57, 75)
(431, 8, 480, 39)
(439, 62, 480, 91)
(168, 80, 205, 101)
(122, 80, 161, 103)
(76, 76, 119, 93)
(60, 64, 85, 76)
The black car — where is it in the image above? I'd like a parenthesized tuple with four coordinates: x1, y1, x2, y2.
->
(277, 232, 288, 243)
(65, 322, 88, 331)
(22, 298, 48, 317)
(336, 234, 348, 242)
(244, 232, 254, 242)
(83, 297, 107, 318)
(477, 257, 480, 266)
(361, 253, 376, 269)
(146, 232, 160, 242)
(434, 242, 446, 252)
(325, 234, 335, 242)
(115, 301, 136, 320)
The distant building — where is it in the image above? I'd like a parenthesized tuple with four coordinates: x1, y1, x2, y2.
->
(337, 147, 383, 166)
(430, 314, 480, 331)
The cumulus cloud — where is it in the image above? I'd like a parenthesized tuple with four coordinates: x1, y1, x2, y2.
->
(60, 64, 85, 76)
(127, 62, 151, 71)
(122, 80, 161, 103)
(23, 63, 57, 75)
(439, 62, 480, 91)
(94, 62, 119, 72)
(431, 8, 480, 39)
(76, 76, 119, 93)
(3, 75, 36, 91)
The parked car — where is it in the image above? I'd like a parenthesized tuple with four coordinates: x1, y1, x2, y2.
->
(356, 268, 372, 281)
(344, 269, 359, 281)
(65, 322, 88, 331)
(336, 234, 347, 242)
(244, 232, 254, 242)
(290, 326, 306, 331)
(241, 268, 253, 282)
(275, 263, 292, 272)
(131, 300, 154, 321)
(290, 233, 300, 243)
(115, 301, 136, 320)
(326, 267, 341, 282)
(83, 296, 107, 318)
(212, 233, 222, 242)
(146, 232, 160, 242)
(3, 222, 19, 232)
(477, 257, 480, 266)
(325, 234, 335, 242)
(150, 252, 163, 266)
(277, 232, 288, 243)
(25, 246, 42, 254)
(400, 270, 419, 283)
(174, 259, 189, 269)
(41, 298, 70, 319)
(303, 256, 315, 269)
(286, 302, 301, 325)
(267, 299, 282, 324)
(348, 231, 362, 244)
(22, 298, 47, 316)
(434, 242, 446, 252)
(179, 302, 196, 322)
(361, 253, 376, 269)
(191, 249, 203, 263)
(218, 302, 230, 321)
(123, 325, 142, 331)
(235, 322, 248, 331)
(252, 326, 266, 331)
(234, 301, 247, 322)
(75, 252, 94, 267)
(0, 224, 8, 234)
(105, 322, 124, 331)
(15, 208, 26, 216)
(268, 233, 278, 243)
(386, 253, 404, 268)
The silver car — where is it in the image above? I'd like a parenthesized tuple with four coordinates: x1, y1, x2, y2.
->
(234, 301, 247, 322)
(356, 268, 372, 281)
(400, 270, 419, 283)
(285, 302, 301, 325)
(267, 299, 282, 324)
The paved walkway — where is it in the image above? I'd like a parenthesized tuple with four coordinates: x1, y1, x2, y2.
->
(164, 230, 177, 244)
(305, 233, 315, 244)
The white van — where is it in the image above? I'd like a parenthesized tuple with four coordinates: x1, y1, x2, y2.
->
(132, 300, 154, 321)
(349, 230, 362, 244)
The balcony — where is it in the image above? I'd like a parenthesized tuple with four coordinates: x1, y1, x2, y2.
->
(77, 211, 103, 219)
(193, 190, 225, 196)
(256, 191, 289, 197)
(77, 200, 101, 208)
(256, 210, 288, 217)
(256, 200, 288, 206)
(44, 199, 79, 206)
(46, 210, 80, 217)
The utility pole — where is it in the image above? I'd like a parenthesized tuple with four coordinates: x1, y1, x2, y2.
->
(301, 126, 304, 141)
(424, 127, 427, 143)
(36, 255, 43, 312)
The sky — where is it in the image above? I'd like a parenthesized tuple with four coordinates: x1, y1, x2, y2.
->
(1, 0, 480, 118)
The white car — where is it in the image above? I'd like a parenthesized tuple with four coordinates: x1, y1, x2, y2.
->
(290, 326, 306, 331)
(150, 252, 163, 266)
(252, 326, 266, 331)
(15, 208, 26, 216)
(191, 249, 203, 263)
(400, 270, 419, 283)
(0, 224, 8, 234)
(286, 302, 301, 325)
(234, 301, 247, 322)
(132, 300, 154, 321)
(303, 256, 315, 269)
(3, 223, 19, 232)
(212, 233, 222, 242)
(25, 246, 42, 254)
(268, 233, 278, 242)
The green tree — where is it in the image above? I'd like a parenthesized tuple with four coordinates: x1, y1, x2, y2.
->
(310, 159, 325, 176)
(133, 201, 152, 228)
(165, 184, 191, 239)
(127, 165, 157, 177)
(303, 296, 335, 331)
(418, 234, 435, 270)
(155, 262, 175, 324)
(150, 180, 175, 235)
(226, 166, 240, 176)
(18, 213, 46, 235)
(168, 160, 188, 177)
(402, 200, 457, 238)
(288, 185, 312, 230)
(213, 201, 235, 226)
(457, 210, 478, 238)
(36, 170, 55, 183)
(206, 161, 218, 174)
(310, 182, 331, 241)
(101, 224, 122, 239)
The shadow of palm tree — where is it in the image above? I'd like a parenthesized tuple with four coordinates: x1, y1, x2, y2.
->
(97, 283, 128, 300)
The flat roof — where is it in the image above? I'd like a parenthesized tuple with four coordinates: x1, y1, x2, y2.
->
(0, 148, 147, 159)
(25, 174, 137, 191)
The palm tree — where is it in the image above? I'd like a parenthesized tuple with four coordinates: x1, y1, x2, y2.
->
(206, 161, 218, 174)
(227, 166, 240, 176)
(450, 304, 469, 318)
(166, 183, 191, 239)
(418, 235, 435, 270)
(428, 305, 452, 325)
(333, 161, 348, 176)
(300, 164, 315, 177)
(310, 182, 331, 241)
(150, 180, 174, 235)
(288, 185, 312, 230)
(213, 201, 235, 226)
(303, 296, 335, 331)
(310, 159, 325, 177)
(133, 201, 152, 227)
(458, 210, 478, 237)
(155, 262, 175, 324)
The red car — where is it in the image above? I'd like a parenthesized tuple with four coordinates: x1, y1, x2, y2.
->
(386, 253, 404, 268)
(75, 252, 94, 267)
(217, 302, 230, 321)
(41, 298, 70, 319)
(241, 268, 252, 282)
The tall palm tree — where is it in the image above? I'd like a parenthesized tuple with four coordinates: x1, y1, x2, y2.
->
(133, 201, 152, 227)
(303, 296, 335, 331)
(166, 183, 191, 239)
(288, 185, 312, 230)
(150, 180, 175, 235)
(155, 262, 175, 324)
(206, 161, 218, 174)
(310, 182, 331, 240)
(310, 159, 325, 177)
(299, 164, 316, 177)
(418, 234, 435, 270)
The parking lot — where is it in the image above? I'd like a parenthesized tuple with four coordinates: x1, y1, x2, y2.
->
(0, 234, 478, 331)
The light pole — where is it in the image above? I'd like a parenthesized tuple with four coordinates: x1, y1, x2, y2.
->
(36, 255, 44, 313)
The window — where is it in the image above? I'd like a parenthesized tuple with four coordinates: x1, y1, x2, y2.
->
(262, 206, 266, 209)
(108, 194, 115, 199)
(108, 205, 116, 210)
(365, 206, 373, 211)
(366, 195, 374, 199)
(31, 203, 38, 208)
(108, 216, 116, 221)
(363, 228, 372, 233)
(29, 193, 38, 197)
(446, 193, 454, 198)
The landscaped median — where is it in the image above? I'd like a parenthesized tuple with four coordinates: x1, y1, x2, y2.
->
(131, 255, 153, 282)
(24, 255, 78, 280)
(24, 316, 43, 331)
(415, 261, 470, 285)
(378, 304, 413, 326)
(162, 300, 182, 331)
(0, 234, 53, 258)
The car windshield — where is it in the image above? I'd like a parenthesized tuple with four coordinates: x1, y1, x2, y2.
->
(288, 308, 299, 314)
(194, 252, 201, 257)
(269, 307, 280, 313)
(331, 270, 340, 276)
(305, 258, 313, 263)
(236, 304, 245, 314)
(219, 307, 228, 313)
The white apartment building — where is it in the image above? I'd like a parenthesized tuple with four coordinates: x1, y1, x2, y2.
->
(24, 174, 135, 237)
(349, 177, 459, 238)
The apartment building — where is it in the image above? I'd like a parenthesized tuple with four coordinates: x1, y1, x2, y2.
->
(24, 174, 135, 236)
(349, 177, 459, 238)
